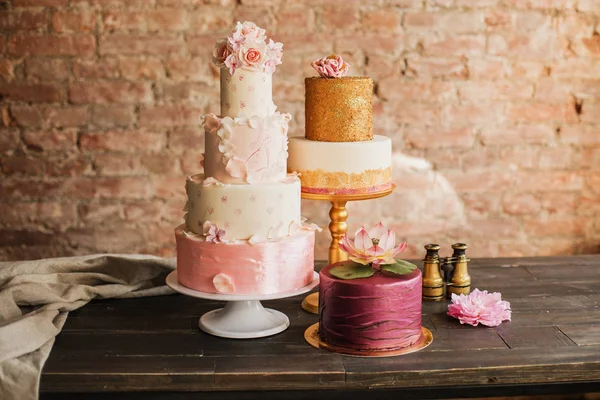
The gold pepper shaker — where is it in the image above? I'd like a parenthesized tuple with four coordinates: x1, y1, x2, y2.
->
(422, 244, 444, 301)
(446, 243, 471, 298)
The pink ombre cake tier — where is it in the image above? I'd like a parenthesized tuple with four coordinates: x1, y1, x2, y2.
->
(319, 263, 422, 351)
(175, 225, 315, 295)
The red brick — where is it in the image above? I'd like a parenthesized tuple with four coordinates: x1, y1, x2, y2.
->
(444, 103, 503, 127)
(406, 11, 487, 33)
(524, 217, 586, 237)
(460, 192, 501, 219)
(73, 58, 119, 79)
(95, 153, 145, 176)
(445, 171, 514, 193)
(67, 226, 148, 253)
(512, 11, 552, 31)
(525, 238, 574, 257)
(503, 193, 540, 215)
(10, 105, 43, 127)
(46, 153, 90, 176)
(335, 34, 399, 56)
(505, 0, 576, 9)
(460, 147, 501, 170)
(483, 10, 511, 29)
(267, 33, 332, 56)
(0, 83, 62, 103)
(180, 149, 205, 174)
(80, 130, 167, 153)
(392, 103, 442, 125)
(13, 0, 68, 6)
(22, 129, 77, 152)
(0, 10, 48, 32)
(488, 32, 561, 61)
(561, 124, 600, 145)
(69, 81, 153, 104)
(103, 9, 188, 32)
(67, 177, 153, 199)
(0, 178, 64, 199)
(234, 6, 275, 32)
(378, 79, 456, 102)
(0, 59, 14, 82)
(90, 105, 135, 128)
(0, 201, 77, 229)
(166, 57, 213, 83)
(141, 152, 180, 175)
(537, 147, 573, 169)
(361, 8, 401, 33)
(168, 126, 204, 154)
(124, 200, 165, 221)
(99, 34, 184, 56)
(506, 102, 578, 123)
(2, 154, 46, 176)
(406, 57, 467, 79)
(189, 6, 234, 35)
(551, 59, 600, 79)
(78, 200, 122, 224)
(0, 229, 57, 246)
(120, 57, 165, 80)
(45, 106, 89, 128)
(158, 82, 212, 102)
(152, 175, 186, 199)
(404, 126, 476, 149)
(0, 129, 19, 154)
(457, 80, 533, 102)
(541, 192, 578, 215)
(498, 146, 538, 169)
(276, 4, 313, 33)
(581, 102, 600, 123)
(508, 61, 548, 79)
(8, 35, 95, 56)
(424, 34, 486, 57)
(25, 58, 70, 81)
(575, 146, 600, 168)
(139, 104, 204, 127)
(384, 0, 423, 6)
(468, 219, 521, 238)
(481, 124, 554, 145)
(467, 58, 505, 80)
(516, 171, 584, 191)
(52, 10, 95, 33)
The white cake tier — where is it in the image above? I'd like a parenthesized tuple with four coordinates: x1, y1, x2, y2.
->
(287, 135, 393, 195)
(203, 112, 290, 184)
(220, 68, 276, 118)
(184, 173, 302, 241)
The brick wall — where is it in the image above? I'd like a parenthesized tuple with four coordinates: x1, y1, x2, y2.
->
(0, 0, 598, 261)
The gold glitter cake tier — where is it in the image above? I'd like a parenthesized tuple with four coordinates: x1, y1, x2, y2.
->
(305, 77, 373, 142)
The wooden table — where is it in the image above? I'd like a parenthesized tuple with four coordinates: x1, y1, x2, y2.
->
(40, 256, 600, 399)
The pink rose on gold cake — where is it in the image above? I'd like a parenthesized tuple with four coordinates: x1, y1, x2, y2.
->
(339, 222, 407, 266)
(311, 54, 350, 78)
(447, 289, 512, 327)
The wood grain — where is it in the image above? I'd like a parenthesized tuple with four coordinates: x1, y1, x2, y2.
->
(40, 255, 600, 398)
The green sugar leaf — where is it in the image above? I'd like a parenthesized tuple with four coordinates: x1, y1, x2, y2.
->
(380, 260, 417, 276)
(329, 262, 375, 280)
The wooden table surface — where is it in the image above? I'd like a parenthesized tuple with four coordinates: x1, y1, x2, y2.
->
(40, 256, 600, 399)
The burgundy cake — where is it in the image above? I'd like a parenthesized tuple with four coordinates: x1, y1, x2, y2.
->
(319, 263, 422, 351)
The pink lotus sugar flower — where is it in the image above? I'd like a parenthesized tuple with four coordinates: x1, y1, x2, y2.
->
(338, 222, 407, 266)
(311, 54, 350, 78)
(447, 289, 512, 327)
(202, 221, 227, 243)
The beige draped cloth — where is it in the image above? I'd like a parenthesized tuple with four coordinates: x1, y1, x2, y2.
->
(0, 254, 175, 400)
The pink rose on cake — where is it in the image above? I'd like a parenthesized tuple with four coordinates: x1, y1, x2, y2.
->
(237, 40, 267, 71)
(212, 38, 232, 68)
(448, 289, 512, 327)
(311, 54, 350, 78)
(213, 21, 284, 75)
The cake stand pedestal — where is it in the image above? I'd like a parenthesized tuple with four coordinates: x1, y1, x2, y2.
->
(300, 184, 396, 314)
(166, 271, 319, 339)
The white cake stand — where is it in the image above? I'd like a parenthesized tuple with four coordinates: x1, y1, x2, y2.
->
(166, 270, 319, 339)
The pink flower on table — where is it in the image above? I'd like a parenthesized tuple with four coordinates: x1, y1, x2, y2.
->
(203, 221, 227, 243)
(339, 222, 407, 266)
(212, 38, 232, 68)
(447, 289, 512, 327)
(311, 54, 350, 78)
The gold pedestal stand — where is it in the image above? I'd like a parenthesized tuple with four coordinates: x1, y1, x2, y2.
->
(300, 184, 396, 314)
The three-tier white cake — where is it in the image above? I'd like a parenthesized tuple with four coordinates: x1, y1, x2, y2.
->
(175, 22, 319, 295)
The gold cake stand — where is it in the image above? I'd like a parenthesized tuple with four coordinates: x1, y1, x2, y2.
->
(300, 184, 396, 314)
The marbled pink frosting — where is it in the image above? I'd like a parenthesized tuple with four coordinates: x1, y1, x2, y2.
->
(319, 263, 422, 351)
(175, 225, 315, 295)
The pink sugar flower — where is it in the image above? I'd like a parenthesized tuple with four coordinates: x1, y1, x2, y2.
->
(203, 221, 227, 243)
(311, 54, 350, 78)
(447, 289, 512, 327)
(338, 222, 407, 266)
